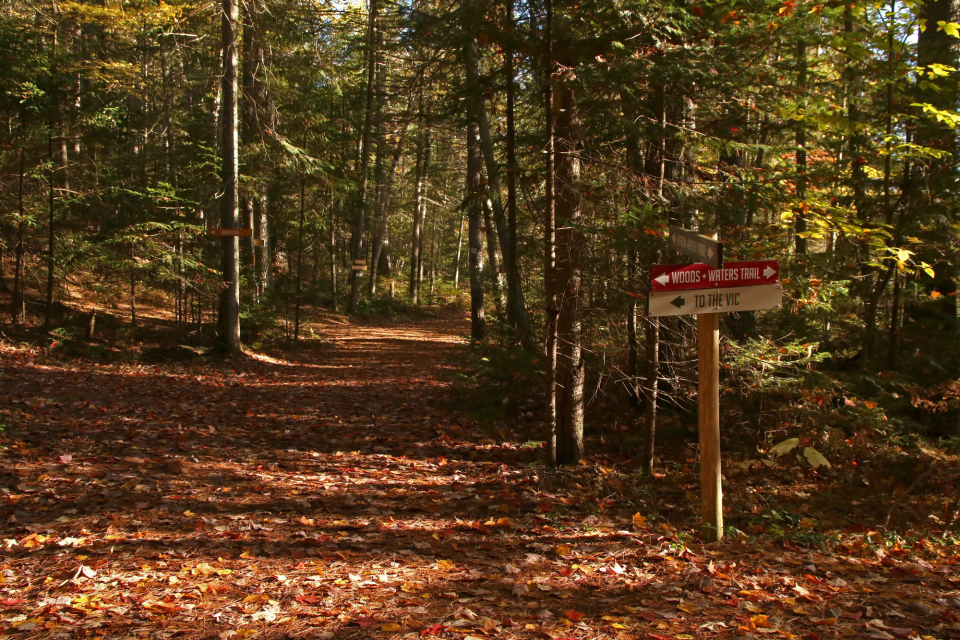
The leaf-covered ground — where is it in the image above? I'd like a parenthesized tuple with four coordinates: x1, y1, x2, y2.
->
(1, 314, 959, 640)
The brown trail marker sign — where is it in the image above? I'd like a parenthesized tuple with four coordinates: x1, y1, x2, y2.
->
(669, 226, 724, 269)
(209, 227, 253, 237)
(653, 236, 781, 542)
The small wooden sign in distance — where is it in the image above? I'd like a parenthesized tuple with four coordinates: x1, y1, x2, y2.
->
(252, 239, 265, 247)
(669, 226, 723, 269)
(209, 228, 253, 237)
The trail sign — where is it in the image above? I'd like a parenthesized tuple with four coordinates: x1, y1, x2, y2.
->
(252, 239, 265, 247)
(209, 228, 253, 237)
(651, 260, 779, 292)
(669, 226, 723, 269)
(650, 232, 779, 542)
(649, 284, 782, 317)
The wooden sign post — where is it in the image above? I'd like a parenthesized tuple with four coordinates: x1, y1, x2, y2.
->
(698, 311, 722, 541)
(652, 231, 782, 542)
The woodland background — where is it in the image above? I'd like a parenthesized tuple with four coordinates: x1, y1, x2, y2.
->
(1, 0, 960, 474)
(2, 1, 960, 637)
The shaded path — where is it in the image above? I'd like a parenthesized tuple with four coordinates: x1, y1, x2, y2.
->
(0, 316, 955, 639)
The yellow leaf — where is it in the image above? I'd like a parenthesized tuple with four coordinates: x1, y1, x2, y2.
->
(381, 623, 402, 632)
(183, 510, 195, 517)
(242, 594, 269, 603)
(751, 614, 773, 628)
(436, 559, 455, 570)
(556, 544, 572, 556)
(632, 513, 647, 528)
(678, 603, 698, 614)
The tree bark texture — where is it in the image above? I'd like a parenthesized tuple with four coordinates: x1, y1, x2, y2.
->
(463, 39, 532, 346)
(794, 40, 808, 255)
(544, 0, 558, 463)
(553, 79, 584, 466)
(348, 0, 379, 314)
(410, 126, 430, 303)
(218, 0, 241, 351)
(467, 123, 486, 342)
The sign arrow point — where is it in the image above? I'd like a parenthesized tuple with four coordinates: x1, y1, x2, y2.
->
(654, 274, 670, 286)
(763, 266, 776, 279)
(670, 296, 686, 309)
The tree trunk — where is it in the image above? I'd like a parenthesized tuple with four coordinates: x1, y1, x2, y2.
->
(482, 195, 506, 318)
(294, 177, 305, 343)
(348, 0, 379, 314)
(429, 206, 438, 294)
(544, 0, 558, 463)
(217, 0, 241, 351)
(626, 249, 639, 406)
(453, 210, 465, 289)
(553, 78, 584, 466)
(330, 191, 338, 310)
(44, 135, 56, 332)
(130, 261, 137, 327)
(371, 121, 406, 292)
(504, 0, 520, 314)
(642, 310, 660, 474)
(794, 40, 808, 255)
(463, 39, 532, 346)
(410, 127, 430, 303)
(467, 123, 486, 342)
(256, 193, 271, 295)
(368, 47, 388, 295)
(12, 147, 25, 325)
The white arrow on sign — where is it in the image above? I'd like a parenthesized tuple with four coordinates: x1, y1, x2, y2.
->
(708, 247, 715, 258)
(764, 266, 776, 279)
(654, 274, 671, 287)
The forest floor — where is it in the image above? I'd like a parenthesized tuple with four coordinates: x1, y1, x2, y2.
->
(0, 309, 959, 640)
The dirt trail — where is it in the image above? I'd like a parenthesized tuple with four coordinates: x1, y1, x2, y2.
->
(0, 316, 955, 639)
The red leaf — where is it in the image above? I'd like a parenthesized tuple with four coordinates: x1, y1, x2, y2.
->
(1, 598, 23, 606)
(421, 623, 447, 636)
(350, 616, 378, 628)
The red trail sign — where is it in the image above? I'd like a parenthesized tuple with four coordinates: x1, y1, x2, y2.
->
(651, 260, 779, 292)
